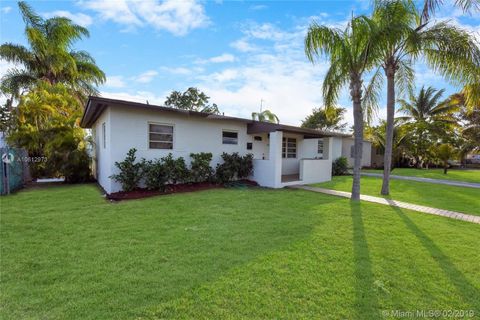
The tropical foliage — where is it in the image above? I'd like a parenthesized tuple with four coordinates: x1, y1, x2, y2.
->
(305, 15, 381, 200)
(164, 87, 220, 114)
(251, 110, 280, 123)
(301, 106, 347, 131)
(6, 81, 90, 181)
(0, 1, 105, 103)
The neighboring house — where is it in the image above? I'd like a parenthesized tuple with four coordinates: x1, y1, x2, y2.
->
(80, 97, 372, 193)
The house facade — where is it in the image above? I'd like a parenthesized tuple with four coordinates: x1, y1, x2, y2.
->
(80, 97, 371, 194)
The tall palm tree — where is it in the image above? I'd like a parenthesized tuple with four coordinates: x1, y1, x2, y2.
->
(251, 110, 280, 123)
(305, 15, 380, 200)
(370, 0, 480, 195)
(0, 1, 105, 103)
(398, 86, 458, 167)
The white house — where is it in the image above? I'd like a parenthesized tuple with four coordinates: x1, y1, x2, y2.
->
(80, 97, 372, 194)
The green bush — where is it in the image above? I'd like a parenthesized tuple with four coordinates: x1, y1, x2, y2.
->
(189, 152, 213, 182)
(215, 152, 254, 183)
(62, 148, 91, 183)
(332, 156, 349, 176)
(162, 153, 189, 184)
(141, 159, 168, 191)
(110, 148, 143, 191)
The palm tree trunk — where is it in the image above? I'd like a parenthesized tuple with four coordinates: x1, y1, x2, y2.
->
(350, 76, 363, 201)
(381, 65, 395, 195)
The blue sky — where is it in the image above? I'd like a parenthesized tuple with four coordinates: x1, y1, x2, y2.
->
(1, 0, 479, 127)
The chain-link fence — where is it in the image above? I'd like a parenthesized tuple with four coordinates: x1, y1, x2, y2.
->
(1, 147, 30, 195)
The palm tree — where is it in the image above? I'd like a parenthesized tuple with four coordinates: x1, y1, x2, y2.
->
(0, 1, 105, 103)
(305, 15, 380, 200)
(370, 0, 480, 195)
(398, 86, 458, 167)
(251, 110, 280, 123)
(301, 106, 347, 131)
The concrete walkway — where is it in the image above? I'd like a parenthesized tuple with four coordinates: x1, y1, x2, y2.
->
(290, 185, 480, 224)
(361, 172, 480, 189)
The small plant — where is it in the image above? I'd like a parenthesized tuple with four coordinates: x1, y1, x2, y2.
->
(162, 153, 189, 184)
(189, 152, 213, 183)
(110, 148, 142, 191)
(332, 156, 348, 176)
(215, 152, 254, 183)
(141, 159, 168, 190)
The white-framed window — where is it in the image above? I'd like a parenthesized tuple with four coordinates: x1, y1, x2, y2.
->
(149, 123, 173, 149)
(102, 122, 106, 149)
(318, 139, 324, 154)
(222, 130, 238, 145)
(282, 137, 297, 158)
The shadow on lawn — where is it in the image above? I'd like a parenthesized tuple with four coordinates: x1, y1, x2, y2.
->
(350, 202, 382, 319)
(392, 206, 480, 310)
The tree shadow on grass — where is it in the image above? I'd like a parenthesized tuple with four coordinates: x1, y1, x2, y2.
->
(392, 205, 480, 310)
(350, 201, 382, 319)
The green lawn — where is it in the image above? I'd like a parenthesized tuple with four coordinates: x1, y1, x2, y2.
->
(314, 176, 480, 216)
(363, 168, 480, 183)
(1, 185, 479, 319)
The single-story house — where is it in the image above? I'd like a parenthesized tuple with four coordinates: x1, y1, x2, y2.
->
(80, 97, 372, 193)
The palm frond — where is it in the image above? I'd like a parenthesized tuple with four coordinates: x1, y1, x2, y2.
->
(362, 66, 383, 124)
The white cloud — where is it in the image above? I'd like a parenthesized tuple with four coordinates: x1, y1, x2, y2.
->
(160, 66, 192, 75)
(105, 76, 126, 88)
(82, 0, 209, 36)
(197, 53, 236, 64)
(1, 6, 12, 14)
(133, 70, 158, 83)
(100, 90, 167, 105)
(230, 38, 258, 52)
(42, 10, 93, 27)
(249, 4, 267, 11)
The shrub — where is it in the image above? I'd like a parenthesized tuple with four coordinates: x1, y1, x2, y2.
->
(141, 159, 168, 190)
(110, 148, 142, 191)
(238, 153, 254, 179)
(332, 156, 348, 176)
(189, 152, 213, 182)
(162, 153, 189, 184)
(215, 152, 254, 183)
(62, 148, 91, 183)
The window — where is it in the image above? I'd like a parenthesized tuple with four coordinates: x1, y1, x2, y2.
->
(350, 145, 355, 158)
(318, 139, 324, 154)
(254, 136, 262, 141)
(375, 147, 384, 155)
(222, 131, 238, 144)
(149, 123, 173, 149)
(282, 137, 297, 158)
(247, 142, 253, 150)
(102, 122, 106, 149)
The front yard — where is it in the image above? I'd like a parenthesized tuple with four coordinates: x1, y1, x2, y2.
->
(1, 185, 479, 319)
(363, 168, 480, 183)
(314, 176, 480, 216)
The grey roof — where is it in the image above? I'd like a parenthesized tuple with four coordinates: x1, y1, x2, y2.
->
(80, 96, 350, 138)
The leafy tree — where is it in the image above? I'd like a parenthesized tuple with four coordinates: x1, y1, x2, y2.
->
(7, 81, 90, 180)
(164, 87, 220, 114)
(305, 15, 381, 200)
(301, 106, 347, 131)
(434, 143, 457, 174)
(0, 1, 105, 102)
(251, 110, 279, 123)
(398, 86, 458, 167)
(370, 0, 480, 195)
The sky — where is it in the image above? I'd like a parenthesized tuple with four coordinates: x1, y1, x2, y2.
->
(1, 0, 479, 129)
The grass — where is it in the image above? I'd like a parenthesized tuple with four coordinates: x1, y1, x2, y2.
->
(363, 168, 480, 183)
(1, 184, 479, 319)
(313, 176, 480, 216)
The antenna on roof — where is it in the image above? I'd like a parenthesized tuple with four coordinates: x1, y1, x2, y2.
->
(146, 100, 149, 105)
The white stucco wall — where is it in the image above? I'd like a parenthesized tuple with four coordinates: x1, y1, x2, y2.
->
(331, 137, 343, 160)
(299, 159, 332, 184)
(93, 107, 112, 193)
(341, 138, 372, 167)
(95, 106, 255, 193)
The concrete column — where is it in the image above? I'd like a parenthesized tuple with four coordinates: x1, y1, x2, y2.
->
(269, 131, 283, 188)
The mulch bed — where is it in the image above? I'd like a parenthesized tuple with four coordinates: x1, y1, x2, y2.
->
(107, 180, 258, 201)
